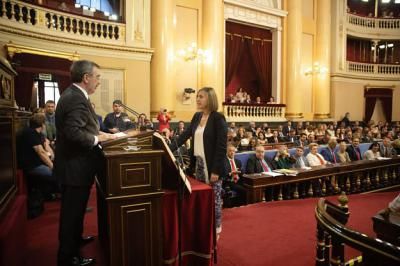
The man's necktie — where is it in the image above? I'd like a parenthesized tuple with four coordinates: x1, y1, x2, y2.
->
(229, 159, 239, 183)
(355, 147, 360, 160)
(260, 159, 270, 172)
(331, 150, 337, 163)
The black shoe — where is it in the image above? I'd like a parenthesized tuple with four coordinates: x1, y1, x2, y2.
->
(81, 235, 95, 246)
(71, 257, 96, 266)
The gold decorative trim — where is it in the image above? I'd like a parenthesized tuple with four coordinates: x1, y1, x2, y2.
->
(5, 42, 80, 61)
(314, 113, 331, 119)
(0, 25, 154, 55)
(285, 112, 303, 118)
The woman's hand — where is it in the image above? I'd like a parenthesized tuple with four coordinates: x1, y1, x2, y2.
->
(210, 173, 219, 183)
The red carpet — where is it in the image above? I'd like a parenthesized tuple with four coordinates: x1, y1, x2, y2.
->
(25, 189, 399, 265)
(217, 191, 399, 266)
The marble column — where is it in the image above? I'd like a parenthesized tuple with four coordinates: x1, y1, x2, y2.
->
(285, 0, 303, 119)
(201, 0, 224, 110)
(314, 0, 331, 119)
(150, 0, 176, 117)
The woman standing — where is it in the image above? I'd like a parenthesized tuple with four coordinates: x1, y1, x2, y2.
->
(157, 108, 171, 132)
(171, 87, 227, 238)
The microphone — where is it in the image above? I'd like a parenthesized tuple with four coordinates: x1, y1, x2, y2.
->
(119, 102, 140, 118)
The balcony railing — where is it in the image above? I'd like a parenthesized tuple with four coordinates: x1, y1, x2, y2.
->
(0, 0, 125, 45)
(346, 61, 400, 77)
(223, 102, 286, 122)
(347, 13, 400, 30)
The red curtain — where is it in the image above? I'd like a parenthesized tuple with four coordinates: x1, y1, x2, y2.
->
(364, 88, 393, 122)
(225, 21, 272, 102)
(246, 39, 272, 101)
(225, 34, 245, 96)
(11, 53, 72, 110)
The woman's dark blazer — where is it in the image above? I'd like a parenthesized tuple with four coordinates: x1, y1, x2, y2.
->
(171, 111, 227, 178)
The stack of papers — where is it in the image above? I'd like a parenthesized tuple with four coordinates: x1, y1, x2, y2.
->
(262, 171, 283, 177)
(273, 169, 299, 176)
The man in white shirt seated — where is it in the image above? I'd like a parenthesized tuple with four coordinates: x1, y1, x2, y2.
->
(306, 143, 327, 166)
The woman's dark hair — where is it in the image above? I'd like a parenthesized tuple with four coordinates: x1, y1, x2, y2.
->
(368, 142, 379, 150)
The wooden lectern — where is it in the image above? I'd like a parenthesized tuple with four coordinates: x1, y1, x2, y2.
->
(96, 130, 181, 266)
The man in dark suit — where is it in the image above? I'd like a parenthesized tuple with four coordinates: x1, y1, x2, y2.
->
(346, 137, 362, 161)
(294, 133, 308, 147)
(55, 60, 115, 266)
(380, 136, 397, 158)
(246, 145, 277, 200)
(321, 137, 338, 163)
(285, 129, 298, 143)
(282, 121, 292, 136)
(221, 144, 246, 205)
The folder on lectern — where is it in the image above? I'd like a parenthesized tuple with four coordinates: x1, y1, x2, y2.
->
(153, 132, 192, 193)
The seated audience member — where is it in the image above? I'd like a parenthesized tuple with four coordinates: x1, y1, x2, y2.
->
(285, 129, 297, 143)
(336, 141, 351, 163)
(321, 137, 338, 164)
(248, 138, 258, 151)
(137, 113, 153, 130)
(157, 108, 171, 132)
(294, 133, 308, 147)
(18, 113, 59, 200)
(274, 146, 295, 169)
(174, 120, 185, 137)
(240, 92, 248, 103)
(268, 130, 282, 144)
(277, 125, 285, 138)
(104, 99, 135, 133)
(221, 144, 247, 205)
(380, 136, 397, 158)
(255, 96, 262, 104)
(264, 128, 273, 138)
(91, 102, 107, 132)
(362, 130, 374, 143)
(257, 131, 267, 145)
(346, 137, 362, 161)
(296, 121, 304, 132)
(363, 142, 381, 160)
(307, 133, 316, 144)
(393, 139, 400, 155)
(161, 128, 172, 145)
(306, 143, 327, 166)
(238, 131, 252, 151)
(245, 94, 251, 104)
(326, 124, 335, 137)
(262, 123, 269, 131)
(235, 126, 246, 141)
(228, 122, 237, 134)
(246, 145, 277, 201)
(267, 96, 276, 104)
(292, 147, 310, 169)
(247, 121, 257, 136)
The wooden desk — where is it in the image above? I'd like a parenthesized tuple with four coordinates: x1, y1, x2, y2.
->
(243, 157, 400, 203)
(373, 211, 400, 246)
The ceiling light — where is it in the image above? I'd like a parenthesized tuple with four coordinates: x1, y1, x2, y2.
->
(381, 0, 390, 3)
(387, 43, 394, 47)
(379, 44, 386, 49)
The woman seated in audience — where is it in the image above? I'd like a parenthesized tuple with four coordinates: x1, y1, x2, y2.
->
(336, 141, 351, 163)
(238, 131, 253, 151)
(316, 124, 326, 136)
(245, 94, 251, 104)
(304, 125, 314, 136)
(240, 92, 248, 103)
(264, 128, 273, 138)
(274, 145, 295, 169)
(247, 137, 258, 151)
(257, 131, 267, 145)
(307, 133, 316, 144)
(363, 142, 381, 160)
(326, 124, 335, 137)
(306, 143, 327, 166)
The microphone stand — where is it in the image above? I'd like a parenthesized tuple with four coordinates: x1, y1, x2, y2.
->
(119, 103, 144, 130)
(173, 136, 187, 266)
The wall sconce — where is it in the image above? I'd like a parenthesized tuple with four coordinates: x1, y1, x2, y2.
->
(177, 43, 211, 62)
(304, 62, 328, 76)
(182, 88, 196, 105)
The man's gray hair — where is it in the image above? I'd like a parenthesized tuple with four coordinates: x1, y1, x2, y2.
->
(70, 60, 100, 83)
